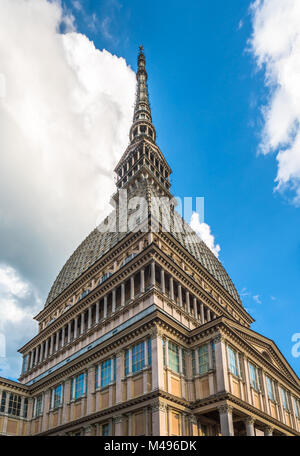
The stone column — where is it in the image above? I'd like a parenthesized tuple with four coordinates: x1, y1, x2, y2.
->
(130, 276, 135, 300)
(151, 330, 164, 391)
(112, 290, 116, 313)
(245, 416, 255, 436)
(207, 309, 211, 322)
(62, 379, 71, 425)
(86, 366, 95, 415)
(121, 283, 125, 307)
(44, 340, 48, 360)
(34, 346, 39, 365)
(104, 296, 108, 318)
(128, 413, 133, 436)
(74, 317, 78, 339)
(144, 407, 149, 436)
(80, 312, 85, 334)
(178, 284, 182, 307)
(200, 302, 205, 324)
(160, 269, 165, 293)
(140, 268, 145, 293)
(264, 426, 274, 436)
(189, 414, 198, 436)
(88, 306, 92, 329)
(169, 277, 174, 300)
(214, 335, 229, 392)
(41, 390, 50, 432)
(39, 342, 44, 363)
(218, 405, 234, 436)
(151, 261, 156, 286)
(114, 415, 124, 436)
(67, 322, 71, 344)
(186, 291, 190, 313)
(55, 331, 59, 352)
(95, 301, 100, 322)
(61, 326, 65, 347)
(193, 297, 198, 319)
(116, 350, 124, 404)
(29, 350, 34, 369)
(152, 401, 167, 436)
(50, 334, 54, 356)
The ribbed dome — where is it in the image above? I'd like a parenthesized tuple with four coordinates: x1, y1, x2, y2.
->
(45, 193, 241, 307)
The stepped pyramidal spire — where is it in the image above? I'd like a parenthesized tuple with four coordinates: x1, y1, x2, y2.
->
(129, 45, 156, 144)
(114, 46, 171, 195)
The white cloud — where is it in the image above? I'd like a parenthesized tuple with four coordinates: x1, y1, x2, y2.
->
(0, 0, 136, 378)
(250, 0, 300, 205)
(253, 294, 262, 304)
(0, 264, 41, 379)
(0, 0, 135, 302)
(190, 212, 221, 258)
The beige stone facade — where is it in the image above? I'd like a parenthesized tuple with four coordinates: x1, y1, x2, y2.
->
(0, 47, 299, 437)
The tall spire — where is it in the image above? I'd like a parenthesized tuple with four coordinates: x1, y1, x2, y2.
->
(129, 45, 156, 144)
(114, 46, 171, 195)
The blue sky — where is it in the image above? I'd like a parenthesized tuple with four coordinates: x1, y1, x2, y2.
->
(0, 0, 299, 379)
(66, 0, 300, 373)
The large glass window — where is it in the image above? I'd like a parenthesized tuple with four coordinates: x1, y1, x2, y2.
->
(35, 395, 43, 417)
(101, 359, 112, 388)
(266, 376, 274, 401)
(249, 363, 259, 391)
(125, 349, 129, 376)
(23, 398, 28, 418)
(147, 338, 152, 366)
(280, 387, 289, 410)
(75, 373, 85, 399)
(113, 357, 116, 382)
(0, 391, 6, 413)
(192, 350, 196, 376)
(8, 393, 21, 416)
(53, 384, 62, 408)
(293, 397, 300, 418)
(132, 341, 145, 373)
(227, 346, 238, 376)
(162, 339, 166, 366)
(102, 423, 109, 436)
(168, 341, 180, 374)
(199, 344, 209, 374)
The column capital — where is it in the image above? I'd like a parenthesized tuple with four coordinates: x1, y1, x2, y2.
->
(150, 326, 164, 339)
(213, 333, 226, 344)
(151, 400, 167, 413)
(114, 414, 124, 424)
(218, 404, 233, 415)
(245, 416, 255, 425)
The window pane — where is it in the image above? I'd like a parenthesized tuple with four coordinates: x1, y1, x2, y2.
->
(148, 338, 152, 366)
(280, 388, 288, 410)
(227, 347, 237, 376)
(192, 350, 196, 376)
(249, 364, 258, 390)
(199, 344, 209, 374)
(168, 341, 179, 373)
(75, 373, 84, 399)
(266, 377, 274, 401)
(132, 341, 145, 373)
(125, 349, 129, 376)
(101, 359, 112, 388)
(54, 385, 62, 408)
(102, 423, 109, 436)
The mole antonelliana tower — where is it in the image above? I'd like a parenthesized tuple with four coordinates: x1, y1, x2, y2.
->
(0, 47, 299, 437)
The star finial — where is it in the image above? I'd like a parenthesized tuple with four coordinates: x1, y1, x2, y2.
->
(139, 45, 144, 53)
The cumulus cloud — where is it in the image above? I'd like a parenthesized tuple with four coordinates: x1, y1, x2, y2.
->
(0, 265, 41, 379)
(190, 212, 221, 258)
(0, 0, 135, 296)
(0, 0, 135, 377)
(250, 0, 300, 205)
